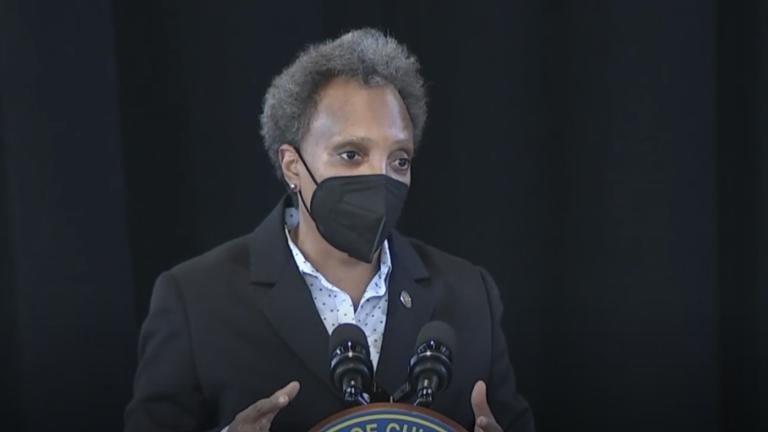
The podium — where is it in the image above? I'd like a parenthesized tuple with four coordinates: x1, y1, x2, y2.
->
(309, 402, 468, 432)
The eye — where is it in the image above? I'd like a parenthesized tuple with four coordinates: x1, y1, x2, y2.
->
(393, 157, 411, 171)
(339, 150, 362, 162)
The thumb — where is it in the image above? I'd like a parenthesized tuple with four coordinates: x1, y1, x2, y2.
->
(471, 380, 493, 419)
(274, 381, 301, 405)
(252, 381, 301, 427)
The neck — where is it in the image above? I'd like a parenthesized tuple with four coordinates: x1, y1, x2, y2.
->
(291, 205, 379, 304)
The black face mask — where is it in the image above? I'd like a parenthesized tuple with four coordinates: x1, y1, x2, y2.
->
(295, 152, 409, 263)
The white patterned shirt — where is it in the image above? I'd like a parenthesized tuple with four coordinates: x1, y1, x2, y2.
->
(283, 228, 391, 370)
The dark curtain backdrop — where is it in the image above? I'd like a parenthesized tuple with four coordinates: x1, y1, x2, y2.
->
(1, 1, 765, 431)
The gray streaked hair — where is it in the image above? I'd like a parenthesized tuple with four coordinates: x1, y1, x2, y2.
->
(260, 28, 427, 179)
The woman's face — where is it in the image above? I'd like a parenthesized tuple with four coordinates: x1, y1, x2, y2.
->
(280, 77, 415, 198)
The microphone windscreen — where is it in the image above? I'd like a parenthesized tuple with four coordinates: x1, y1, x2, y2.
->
(415, 321, 456, 353)
(329, 323, 369, 352)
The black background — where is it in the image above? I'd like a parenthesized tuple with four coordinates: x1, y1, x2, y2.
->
(1, 1, 766, 431)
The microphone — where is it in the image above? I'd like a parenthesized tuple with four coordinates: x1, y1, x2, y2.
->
(408, 321, 456, 407)
(329, 323, 374, 406)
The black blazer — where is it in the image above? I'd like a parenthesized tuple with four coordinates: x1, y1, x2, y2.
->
(125, 198, 534, 431)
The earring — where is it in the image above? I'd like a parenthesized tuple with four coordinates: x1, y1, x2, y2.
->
(289, 183, 298, 192)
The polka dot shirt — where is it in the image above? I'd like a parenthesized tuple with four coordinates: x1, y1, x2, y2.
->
(283, 228, 391, 370)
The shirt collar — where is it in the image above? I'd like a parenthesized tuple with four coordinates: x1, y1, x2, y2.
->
(285, 228, 392, 286)
(283, 226, 392, 297)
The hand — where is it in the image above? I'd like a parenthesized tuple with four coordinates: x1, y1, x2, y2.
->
(229, 381, 300, 432)
(471, 380, 502, 432)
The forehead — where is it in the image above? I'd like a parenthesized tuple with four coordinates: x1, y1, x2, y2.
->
(304, 77, 414, 147)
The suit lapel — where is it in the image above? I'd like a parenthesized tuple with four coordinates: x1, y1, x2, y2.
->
(259, 259, 336, 396)
(374, 232, 435, 397)
(248, 197, 337, 398)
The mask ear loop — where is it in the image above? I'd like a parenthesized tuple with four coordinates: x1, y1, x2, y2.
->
(295, 149, 320, 185)
(294, 148, 321, 225)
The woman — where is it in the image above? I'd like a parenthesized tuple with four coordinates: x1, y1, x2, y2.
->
(125, 29, 534, 432)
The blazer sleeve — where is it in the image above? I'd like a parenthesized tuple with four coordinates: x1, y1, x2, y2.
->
(478, 267, 536, 432)
(124, 271, 216, 432)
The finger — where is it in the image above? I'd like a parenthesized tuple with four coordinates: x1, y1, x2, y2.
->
(273, 380, 301, 405)
(475, 415, 485, 432)
(241, 381, 301, 421)
(470, 380, 493, 418)
(471, 381, 502, 431)
(474, 416, 488, 432)
(475, 415, 503, 432)
(254, 411, 280, 431)
(253, 382, 301, 430)
(475, 415, 502, 432)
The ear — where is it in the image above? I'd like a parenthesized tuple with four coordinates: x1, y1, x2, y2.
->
(278, 144, 300, 188)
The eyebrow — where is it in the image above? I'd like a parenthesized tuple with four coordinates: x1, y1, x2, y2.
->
(330, 136, 375, 148)
(330, 136, 414, 156)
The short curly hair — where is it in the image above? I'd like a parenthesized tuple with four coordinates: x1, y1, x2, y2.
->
(260, 28, 427, 179)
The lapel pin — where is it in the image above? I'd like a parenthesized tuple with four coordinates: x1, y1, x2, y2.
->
(400, 290, 412, 309)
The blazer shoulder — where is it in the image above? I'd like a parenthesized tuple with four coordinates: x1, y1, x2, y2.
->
(402, 235, 484, 278)
(166, 232, 253, 287)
